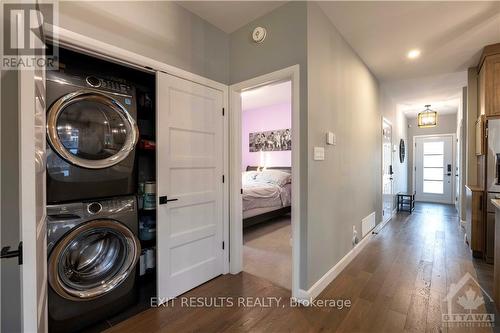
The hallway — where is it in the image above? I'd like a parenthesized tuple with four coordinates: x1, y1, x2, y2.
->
(106, 203, 494, 332)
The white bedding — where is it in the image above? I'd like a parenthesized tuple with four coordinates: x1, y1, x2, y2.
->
(242, 173, 291, 212)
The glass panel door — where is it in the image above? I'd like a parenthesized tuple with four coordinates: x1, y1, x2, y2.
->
(423, 141, 444, 194)
(415, 135, 454, 203)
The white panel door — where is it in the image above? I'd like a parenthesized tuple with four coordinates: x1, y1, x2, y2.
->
(415, 136, 454, 204)
(156, 72, 224, 300)
(382, 120, 393, 222)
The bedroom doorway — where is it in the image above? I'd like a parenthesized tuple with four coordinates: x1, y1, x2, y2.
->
(229, 65, 301, 298)
(240, 81, 292, 290)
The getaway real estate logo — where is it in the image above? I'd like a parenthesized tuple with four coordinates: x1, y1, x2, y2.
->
(2, 1, 58, 70)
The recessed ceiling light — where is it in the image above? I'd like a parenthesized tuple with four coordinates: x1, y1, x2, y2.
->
(407, 49, 421, 59)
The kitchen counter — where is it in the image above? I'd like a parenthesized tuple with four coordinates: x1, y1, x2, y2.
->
(492, 198, 500, 210)
(466, 184, 484, 192)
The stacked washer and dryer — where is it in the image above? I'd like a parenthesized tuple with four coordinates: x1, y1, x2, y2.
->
(45, 52, 142, 332)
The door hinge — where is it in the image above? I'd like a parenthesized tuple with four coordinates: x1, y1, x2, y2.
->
(222, 241, 225, 250)
(241, 188, 243, 194)
(222, 108, 225, 116)
(222, 175, 225, 183)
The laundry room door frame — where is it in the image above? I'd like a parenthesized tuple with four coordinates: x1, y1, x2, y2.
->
(40, 24, 230, 304)
(229, 65, 301, 299)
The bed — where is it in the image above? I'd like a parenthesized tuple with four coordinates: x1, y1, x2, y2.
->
(242, 166, 292, 228)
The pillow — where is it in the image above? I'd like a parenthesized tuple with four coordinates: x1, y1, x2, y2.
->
(242, 171, 258, 184)
(255, 169, 291, 186)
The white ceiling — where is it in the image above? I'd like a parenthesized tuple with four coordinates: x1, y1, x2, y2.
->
(176, 1, 286, 33)
(318, 1, 500, 82)
(241, 81, 291, 111)
(178, 1, 498, 115)
(382, 71, 467, 117)
(399, 99, 460, 118)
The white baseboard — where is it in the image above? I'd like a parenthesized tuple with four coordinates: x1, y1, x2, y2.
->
(297, 215, 392, 302)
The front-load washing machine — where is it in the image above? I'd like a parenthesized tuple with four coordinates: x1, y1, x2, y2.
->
(47, 196, 141, 333)
(46, 68, 139, 204)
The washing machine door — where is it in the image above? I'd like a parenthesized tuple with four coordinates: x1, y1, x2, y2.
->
(48, 219, 140, 301)
(47, 89, 139, 169)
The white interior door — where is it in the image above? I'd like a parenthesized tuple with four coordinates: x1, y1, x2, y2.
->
(156, 72, 224, 300)
(415, 135, 454, 204)
(15, 9, 48, 333)
(382, 120, 393, 222)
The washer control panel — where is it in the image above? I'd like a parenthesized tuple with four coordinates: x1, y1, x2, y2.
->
(87, 202, 102, 214)
(47, 197, 135, 218)
(92, 198, 135, 215)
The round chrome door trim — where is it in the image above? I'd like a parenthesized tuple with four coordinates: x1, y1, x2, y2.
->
(46, 89, 139, 169)
(48, 219, 140, 301)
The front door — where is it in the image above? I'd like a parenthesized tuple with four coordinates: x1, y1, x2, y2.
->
(415, 135, 454, 204)
(156, 72, 224, 300)
(382, 120, 393, 222)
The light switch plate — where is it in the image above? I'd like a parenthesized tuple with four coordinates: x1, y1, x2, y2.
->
(313, 147, 325, 160)
(326, 132, 336, 145)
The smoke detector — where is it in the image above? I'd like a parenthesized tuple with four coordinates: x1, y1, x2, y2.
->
(252, 27, 267, 43)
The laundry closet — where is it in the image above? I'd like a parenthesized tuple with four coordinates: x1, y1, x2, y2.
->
(39, 37, 227, 332)
(44, 46, 158, 331)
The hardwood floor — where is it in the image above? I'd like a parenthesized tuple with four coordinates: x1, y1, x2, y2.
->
(105, 203, 495, 332)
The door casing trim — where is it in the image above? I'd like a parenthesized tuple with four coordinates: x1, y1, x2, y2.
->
(381, 117, 393, 223)
(229, 65, 301, 299)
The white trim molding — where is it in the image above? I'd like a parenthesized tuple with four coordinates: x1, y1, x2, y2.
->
(229, 65, 301, 299)
(297, 217, 392, 302)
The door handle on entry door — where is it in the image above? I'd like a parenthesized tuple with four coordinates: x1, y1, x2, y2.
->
(159, 196, 179, 205)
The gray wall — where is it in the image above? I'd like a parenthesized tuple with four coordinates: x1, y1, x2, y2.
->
(229, 1, 310, 287)
(59, 1, 229, 84)
(0, 69, 22, 333)
(1, 7, 21, 331)
(407, 113, 458, 191)
(306, 3, 382, 287)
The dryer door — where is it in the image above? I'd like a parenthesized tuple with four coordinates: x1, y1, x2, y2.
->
(47, 89, 139, 169)
(48, 219, 140, 301)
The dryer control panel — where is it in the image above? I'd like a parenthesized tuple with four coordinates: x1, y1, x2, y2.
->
(85, 75, 132, 95)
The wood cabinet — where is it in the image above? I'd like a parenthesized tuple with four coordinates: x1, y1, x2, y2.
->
(465, 185, 485, 257)
(478, 44, 500, 117)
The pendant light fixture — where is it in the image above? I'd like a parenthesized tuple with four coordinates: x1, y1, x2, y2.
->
(417, 104, 438, 128)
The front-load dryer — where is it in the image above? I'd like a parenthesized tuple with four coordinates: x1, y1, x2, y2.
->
(46, 69, 139, 204)
(47, 196, 140, 333)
